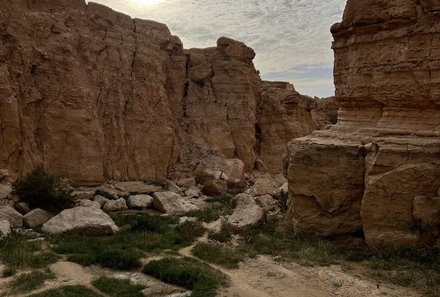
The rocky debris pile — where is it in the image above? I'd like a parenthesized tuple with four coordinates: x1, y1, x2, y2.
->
(286, 0, 440, 247)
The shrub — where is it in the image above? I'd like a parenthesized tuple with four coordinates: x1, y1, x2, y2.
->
(96, 249, 142, 270)
(30, 285, 101, 297)
(12, 166, 75, 213)
(176, 221, 206, 243)
(10, 269, 55, 293)
(92, 277, 145, 297)
(142, 257, 227, 297)
(192, 242, 245, 269)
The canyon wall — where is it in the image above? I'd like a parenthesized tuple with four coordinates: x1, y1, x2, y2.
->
(287, 0, 440, 246)
(0, 0, 326, 183)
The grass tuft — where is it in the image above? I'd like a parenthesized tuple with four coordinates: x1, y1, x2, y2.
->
(29, 285, 101, 297)
(92, 277, 145, 297)
(10, 269, 55, 293)
(192, 242, 246, 269)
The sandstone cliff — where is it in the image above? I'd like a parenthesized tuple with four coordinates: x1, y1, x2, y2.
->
(286, 0, 440, 247)
(0, 0, 326, 182)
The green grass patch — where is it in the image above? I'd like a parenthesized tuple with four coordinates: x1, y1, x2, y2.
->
(0, 234, 58, 273)
(192, 242, 246, 269)
(29, 285, 101, 297)
(186, 196, 234, 223)
(208, 222, 233, 243)
(92, 277, 145, 297)
(10, 269, 55, 293)
(142, 257, 227, 297)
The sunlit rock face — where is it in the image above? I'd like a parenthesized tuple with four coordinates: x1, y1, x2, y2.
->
(0, 0, 325, 182)
(287, 0, 440, 247)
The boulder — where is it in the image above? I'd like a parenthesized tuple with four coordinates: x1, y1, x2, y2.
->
(0, 206, 23, 228)
(23, 208, 54, 228)
(79, 199, 101, 209)
(256, 194, 280, 214)
(202, 180, 228, 196)
(0, 184, 11, 200)
(165, 181, 184, 195)
(94, 195, 110, 206)
(228, 203, 265, 228)
(195, 168, 222, 185)
(72, 190, 95, 201)
(232, 193, 254, 206)
(153, 192, 198, 215)
(127, 195, 153, 209)
(249, 174, 278, 196)
(115, 181, 161, 194)
(177, 177, 197, 189)
(185, 186, 201, 198)
(196, 158, 245, 186)
(0, 220, 11, 238)
(103, 198, 128, 212)
(179, 216, 197, 225)
(42, 207, 119, 235)
(95, 186, 120, 200)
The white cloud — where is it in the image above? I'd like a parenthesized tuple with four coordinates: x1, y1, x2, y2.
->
(90, 0, 346, 97)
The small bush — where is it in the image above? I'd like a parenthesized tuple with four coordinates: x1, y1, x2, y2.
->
(192, 242, 245, 269)
(92, 277, 145, 297)
(10, 269, 55, 293)
(176, 221, 206, 243)
(142, 257, 227, 297)
(208, 222, 233, 243)
(96, 249, 142, 270)
(12, 166, 74, 213)
(30, 285, 101, 297)
(130, 216, 171, 234)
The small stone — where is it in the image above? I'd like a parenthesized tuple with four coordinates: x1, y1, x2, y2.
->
(165, 181, 184, 195)
(79, 199, 101, 209)
(127, 195, 153, 209)
(0, 220, 11, 238)
(72, 190, 95, 200)
(185, 186, 201, 198)
(103, 198, 128, 212)
(177, 177, 196, 188)
(178, 216, 197, 225)
(94, 195, 110, 206)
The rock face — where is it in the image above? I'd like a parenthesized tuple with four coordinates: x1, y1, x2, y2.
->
(287, 0, 440, 246)
(0, 0, 325, 183)
(42, 206, 119, 235)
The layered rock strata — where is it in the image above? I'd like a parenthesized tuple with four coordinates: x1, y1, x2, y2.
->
(287, 0, 440, 246)
(0, 0, 326, 182)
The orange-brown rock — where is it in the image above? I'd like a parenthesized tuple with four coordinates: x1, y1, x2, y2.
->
(0, 0, 325, 183)
(287, 0, 440, 247)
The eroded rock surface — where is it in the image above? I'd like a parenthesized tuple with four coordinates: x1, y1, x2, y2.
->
(287, 0, 440, 247)
(0, 0, 325, 183)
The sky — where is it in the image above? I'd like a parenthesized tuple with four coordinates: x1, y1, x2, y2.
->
(90, 0, 347, 98)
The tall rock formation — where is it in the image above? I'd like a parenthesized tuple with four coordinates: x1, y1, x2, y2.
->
(0, 0, 326, 182)
(286, 0, 440, 246)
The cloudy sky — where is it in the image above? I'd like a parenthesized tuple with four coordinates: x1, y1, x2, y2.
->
(91, 0, 346, 97)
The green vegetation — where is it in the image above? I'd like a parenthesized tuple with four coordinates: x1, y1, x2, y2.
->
(12, 166, 74, 213)
(30, 285, 101, 297)
(187, 195, 234, 223)
(192, 242, 246, 269)
(92, 277, 145, 297)
(142, 257, 227, 297)
(10, 269, 55, 293)
(208, 222, 234, 243)
(0, 234, 59, 274)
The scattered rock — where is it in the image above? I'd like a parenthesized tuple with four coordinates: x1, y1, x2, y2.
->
(0, 206, 23, 228)
(250, 174, 278, 196)
(79, 199, 101, 209)
(256, 194, 280, 214)
(232, 193, 254, 206)
(0, 220, 11, 238)
(280, 183, 288, 194)
(42, 206, 119, 235)
(178, 216, 197, 225)
(195, 168, 222, 185)
(185, 186, 201, 198)
(96, 186, 120, 200)
(153, 192, 198, 215)
(94, 195, 110, 206)
(72, 190, 95, 201)
(165, 180, 184, 195)
(0, 184, 11, 199)
(127, 195, 153, 209)
(103, 198, 128, 212)
(203, 180, 228, 196)
(115, 181, 161, 194)
(228, 203, 265, 228)
(177, 177, 196, 189)
(15, 202, 30, 215)
(23, 208, 54, 228)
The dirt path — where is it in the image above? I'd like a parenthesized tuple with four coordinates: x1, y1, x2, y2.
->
(180, 245, 421, 297)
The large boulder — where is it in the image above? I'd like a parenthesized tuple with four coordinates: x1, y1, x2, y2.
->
(79, 199, 101, 209)
(127, 195, 153, 209)
(42, 207, 119, 235)
(177, 178, 197, 189)
(249, 174, 278, 196)
(0, 206, 23, 228)
(202, 180, 228, 196)
(103, 198, 128, 212)
(23, 208, 54, 228)
(228, 203, 265, 229)
(0, 220, 11, 238)
(153, 192, 198, 215)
